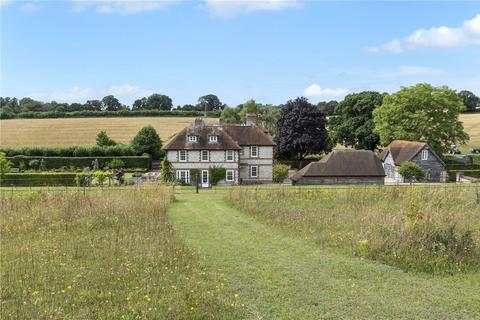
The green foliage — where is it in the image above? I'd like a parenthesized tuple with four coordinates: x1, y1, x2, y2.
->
(7, 156, 151, 170)
(0, 153, 12, 178)
(330, 91, 383, 151)
(160, 157, 174, 183)
(197, 94, 225, 111)
(209, 167, 226, 185)
(458, 90, 479, 113)
(316, 100, 338, 116)
(272, 164, 290, 183)
(96, 131, 117, 146)
(94, 171, 112, 186)
(0, 145, 137, 157)
(75, 172, 92, 187)
(108, 158, 125, 169)
(447, 170, 480, 182)
(0, 173, 77, 186)
(373, 83, 469, 154)
(398, 162, 426, 182)
(220, 106, 241, 124)
(131, 125, 163, 159)
(28, 159, 40, 171)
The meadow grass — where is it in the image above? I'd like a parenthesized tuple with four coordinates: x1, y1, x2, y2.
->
(0, 187, 243, 319)
(459, 113, 480, 152)
(0, 117, 218, 147)
(225, 185, 480, 274)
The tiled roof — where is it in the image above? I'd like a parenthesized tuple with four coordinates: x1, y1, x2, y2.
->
(164, 122, 273, 150)
(291, 149, 385, 180)
(380, 140, 426, 165)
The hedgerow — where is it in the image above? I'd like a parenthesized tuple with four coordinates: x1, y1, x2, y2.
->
(7, 156, 151, 170)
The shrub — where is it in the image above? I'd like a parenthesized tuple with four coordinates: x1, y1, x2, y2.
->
(209, 167, 226, 185)
(108, 158, 125, 169)
(447, 170, 480, 182)
(0, 146, 137, 157)
(161, 157, 174, 183)
(94, 171, 112, 186)
(131, 126, 163, 159)
(7, 156, 151, 170)
(75, 172, 92, 187)
(0, 153, 12, 178)
(28, 159, 40, 171)
(0, 173, 77, 186)
(272, 164, 290, 183)
(398, 162, 425, 182)
(96, 131, 117, 146)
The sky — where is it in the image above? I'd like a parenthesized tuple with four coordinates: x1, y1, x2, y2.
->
(1, 0, 479, 107)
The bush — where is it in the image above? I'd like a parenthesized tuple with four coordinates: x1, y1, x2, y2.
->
(447, 170, 480, 182)
(108, 158, 125, 169)
(0, 173, 77, 186)
(75, 172, 92, 187)
(96, 131, 117, 147)
(131, 126, 163, 159)
(0, 146, 137, 157)
(272, 164, 290, 183)
(7, 156, 151, 170)
(0, 153, 12, 178)
(94, 171, 112, 186)
(398, 162, 425, 182)
(209, 167, 226, 185)
(160, 157, 174, 183)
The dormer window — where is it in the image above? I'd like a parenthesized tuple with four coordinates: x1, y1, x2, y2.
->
(188, 135, 198, 142)
(208, 135, 218, 143)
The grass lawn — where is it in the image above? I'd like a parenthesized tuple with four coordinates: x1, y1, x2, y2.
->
(168, 188, 480, 319)
(0, 117, 218, 147)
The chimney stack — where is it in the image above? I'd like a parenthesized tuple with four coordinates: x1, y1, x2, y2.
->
(246, 113, 257, 126)
(194, 117, 205, 127)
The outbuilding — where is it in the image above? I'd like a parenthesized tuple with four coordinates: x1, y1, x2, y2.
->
(291, 150, 385, 185)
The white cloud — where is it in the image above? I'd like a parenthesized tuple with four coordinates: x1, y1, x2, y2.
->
(29, 84, 154, 104)
(70, 0, 178, 14)
(304, 84, 349, 100)
(202, 0, 301, 18)
(368, 14, 480, 53)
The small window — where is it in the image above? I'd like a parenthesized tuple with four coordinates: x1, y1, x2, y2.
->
(176, 170, 190, 184)
(201, 150, 209, 162)
(188, 135, 197, 142)
(250, 146, 258, 157)
(250, 166, 258, 178)
(226, 150, 234, 161)
(179, 150, 187, 162)
(208, 135, 218, 143)
(421, 149, 428, 160)
(226, 170, 234, 182)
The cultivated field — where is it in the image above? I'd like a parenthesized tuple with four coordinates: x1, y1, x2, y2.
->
(0, 188, 243, 319)
(0, 117, 218, 148)
(460, 113, 480, 151)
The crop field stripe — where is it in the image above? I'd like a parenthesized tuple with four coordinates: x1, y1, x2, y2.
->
(167, 189, 480, 319)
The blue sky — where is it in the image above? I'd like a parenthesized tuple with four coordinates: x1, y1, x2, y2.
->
(1, 1, 479, 107)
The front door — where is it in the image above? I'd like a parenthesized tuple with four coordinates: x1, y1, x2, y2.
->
(201, 170, 209, 188)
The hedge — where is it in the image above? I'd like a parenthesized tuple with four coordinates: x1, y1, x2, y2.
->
(0, 109, 221, 119)
(7, 156, 151, 170)
(0, 145, 137, 157)
(0, 173, 77, 186)
(447, 170, 480, 182)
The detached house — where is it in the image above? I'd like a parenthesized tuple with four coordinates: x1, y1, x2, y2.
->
(164, 115, 274, 187)
(379, 140, 447, 182)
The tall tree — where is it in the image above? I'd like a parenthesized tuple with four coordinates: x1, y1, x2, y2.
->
(85, 99, 102, 111)
(19, 97, 43, 112)
(220, 106, 241, 124)
(131, 125, 163, 159)
(330, 91, 383, 151)
(145, 94, 173, 111)
(317, 100, 338, 116)
(197, 94, 225, 112)
(132, 97, 147, 110)
(274, 97, 328, 160)
(373, 83, 469, 154)
(458, 90, 479, 113)
(101, 95, 122, 111)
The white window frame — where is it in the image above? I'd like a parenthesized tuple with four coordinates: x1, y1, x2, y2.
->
(226, 150, 234, 162)
(226, 170, 234, 182)
(188, 135, 197, 142)
(208, 135, 218, 143)
(250, 146, 258, 158)
(201, 150, 209, 162)
(421, 149, 428, 161)
(250, 165, 258, 178)
(179, 150, 187, 162)
(176, 170, 190, 184)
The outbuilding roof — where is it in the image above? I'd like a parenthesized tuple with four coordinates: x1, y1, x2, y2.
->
(291, 149, 385, 181)
(379, 140, 445, 166)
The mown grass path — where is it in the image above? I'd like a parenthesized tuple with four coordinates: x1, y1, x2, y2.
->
(168, 190, 480, 319)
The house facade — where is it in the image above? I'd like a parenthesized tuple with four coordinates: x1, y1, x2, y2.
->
(291, 149, 385, 185)
(379, 140, 447, 182)
(164, 115, 274, 186)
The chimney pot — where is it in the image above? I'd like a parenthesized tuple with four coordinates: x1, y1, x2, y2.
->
(194, 117, 205, 127)
(246, 113, 257, 126)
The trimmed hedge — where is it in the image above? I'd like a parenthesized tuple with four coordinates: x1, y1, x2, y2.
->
(0, 146, 137, 157)
(7, 156, 151, 170)
(0, 173, 77, 186)
(0, 109, 221, 119)
(447, 170, 480, 182)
